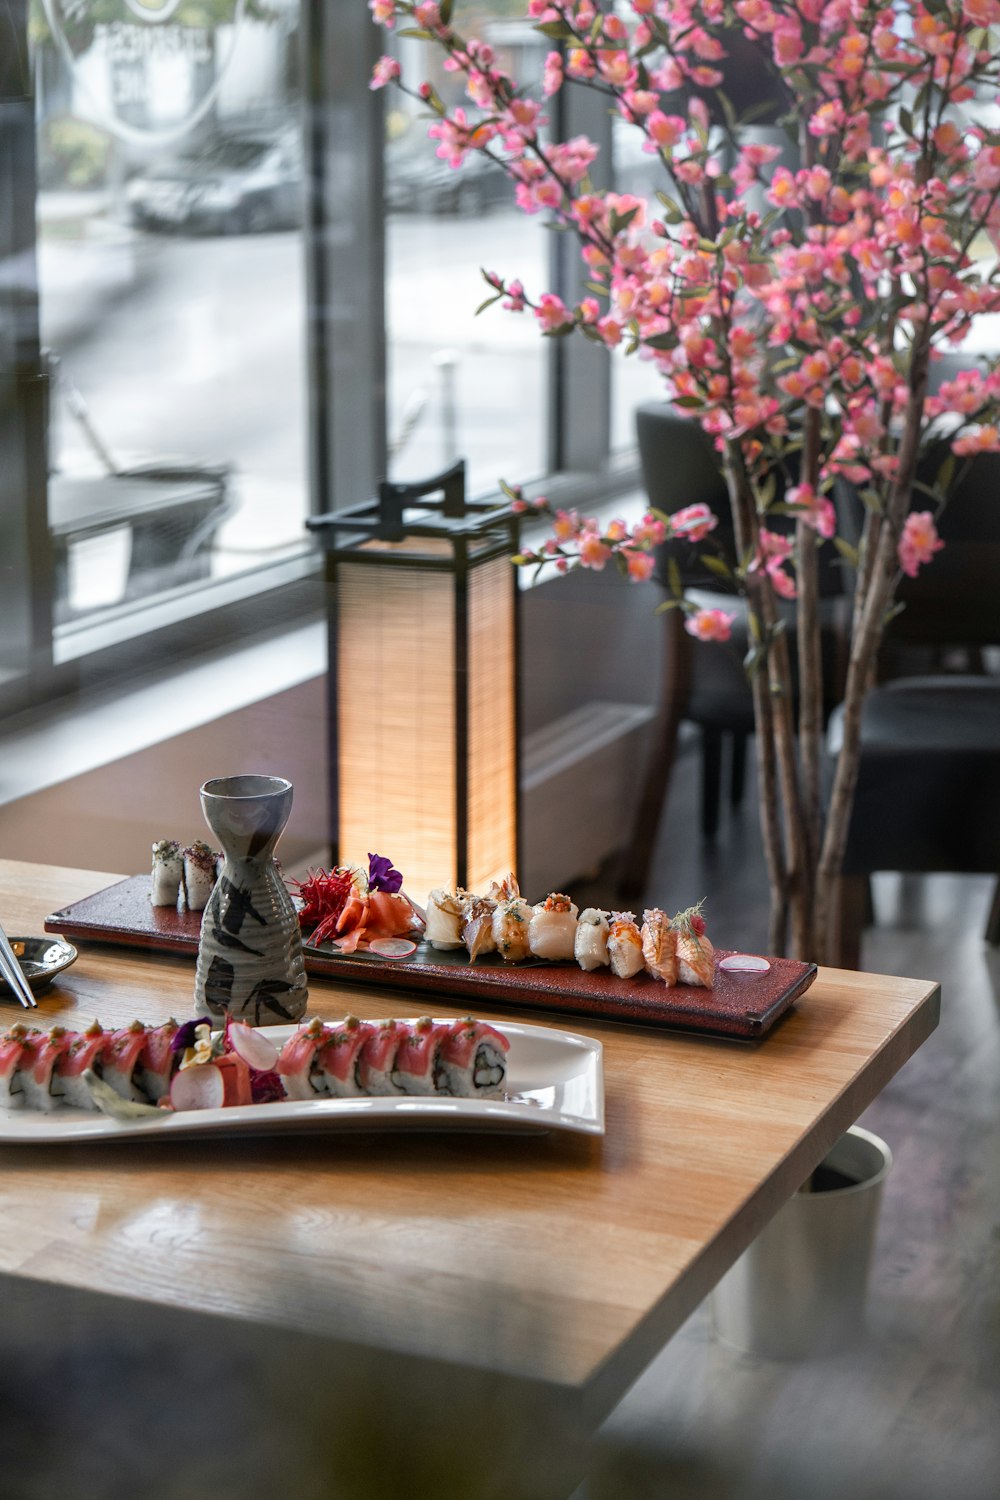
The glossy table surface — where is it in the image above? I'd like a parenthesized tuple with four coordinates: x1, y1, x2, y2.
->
(0, 860, 940, 1423)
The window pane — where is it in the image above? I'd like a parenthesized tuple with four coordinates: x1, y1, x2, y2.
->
(385, 6, 549, 496)
(31, 0, 309, 630)
(610, 112, 668, 451)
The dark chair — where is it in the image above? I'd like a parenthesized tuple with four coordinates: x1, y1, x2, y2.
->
(621, 404, 846, 899)
(831, 447, 1000, 967)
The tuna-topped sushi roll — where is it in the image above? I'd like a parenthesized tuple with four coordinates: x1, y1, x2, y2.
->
(102, 1020, 150, 1102)
(20, 1026, 73, 1112)
(137, 1019, 180, 1102)
(436, 1018, 510, 1098)
(392, 1017, 448, 1096)
(277, 1017, 331, 1100)
(316, 1015, 373, 1099)
(358, 1019, 405, 1096)
(0, 1023, 37, 1109)
(56, 1021, 108, 1110)
(528, 893, 579, 961)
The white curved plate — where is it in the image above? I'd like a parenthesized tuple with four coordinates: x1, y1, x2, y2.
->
(0, 1019, 604, 1143)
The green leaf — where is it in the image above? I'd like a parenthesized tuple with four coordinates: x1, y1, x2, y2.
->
(655, 598, 681, 613)
(533, 20, 574, 39)
(439, 0, 453, 22)
(667, 557, 683, 599)
(743, 644, 766, 677)
(474, 293, 502, 316)
(834, 537, 859, 567)
(397, 28, 435, 40)
(643, 332, 679, 352)
(609, 205, 640, 237)
(701, 555, 731, 579)
(935, 453, 956, 496)
(898, 105, 914, 137)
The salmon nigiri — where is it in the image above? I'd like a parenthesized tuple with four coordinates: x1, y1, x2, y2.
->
(672, 903, 715, 989)
(641, 908, 678, 986)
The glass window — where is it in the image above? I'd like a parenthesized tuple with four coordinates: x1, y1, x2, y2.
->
(384, 4, 549, 496)
(30, 0, 310, 631)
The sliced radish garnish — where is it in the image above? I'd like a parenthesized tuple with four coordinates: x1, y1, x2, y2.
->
(170, 1063, 226, 1112)
(719, 954, 771, 974)
(227, 1021, 280, 1073)
(368, 937, 417, 958)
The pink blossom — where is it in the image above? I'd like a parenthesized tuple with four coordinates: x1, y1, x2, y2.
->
(898, 512, 945, 578)
(542, 51, 563, 96)
(786, 483, 836, 539)
(685, 608, 735, 643)
(579, 532, 612, 570)
(534, 293, 572, 333)
(670, 503, 719, 543)
(369, 0, 395, 27)
(503, 279, 526, 313)
(952, 424, 1000, 456)
(625, 550, 656, 582)
(632, 512, 667, 547)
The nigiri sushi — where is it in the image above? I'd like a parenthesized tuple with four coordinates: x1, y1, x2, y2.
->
(392, 1016, 448, 1096)
(575, 908, 610, 971)
(462, 895, 498, 961)
(150, 839, 183, 907)
(425, 888, 468, 950)
(607, 912, 644, 979)
(673, 904, 715, 989)
(528, 893, 579, 961)
(436, 1018, 510, 1098)
(491, 876, 532, 962)
(641, 908, 678, 986)
(317, 1015, 373, 1098)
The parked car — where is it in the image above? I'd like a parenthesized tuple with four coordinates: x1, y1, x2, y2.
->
(385, 134, 511, 215)
(126, 134, 303, 235)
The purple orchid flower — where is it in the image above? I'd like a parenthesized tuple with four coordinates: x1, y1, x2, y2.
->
(170, 1018, 213, 1053)
(367, 852, 403, 894)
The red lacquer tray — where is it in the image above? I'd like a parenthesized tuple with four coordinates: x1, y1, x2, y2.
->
(45, 875, 816, 1040)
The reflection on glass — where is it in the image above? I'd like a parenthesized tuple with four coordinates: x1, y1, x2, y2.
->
(385, 4, 548, 497)
(30, 0, 308, 627)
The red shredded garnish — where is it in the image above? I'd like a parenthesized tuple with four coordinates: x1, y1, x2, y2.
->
(290, 867, 355, 945)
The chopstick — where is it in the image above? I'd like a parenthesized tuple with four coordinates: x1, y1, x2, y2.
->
(0, 921, 38, 1010)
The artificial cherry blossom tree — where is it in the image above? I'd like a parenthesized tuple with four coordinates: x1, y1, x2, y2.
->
(371, 0, 1000, 961)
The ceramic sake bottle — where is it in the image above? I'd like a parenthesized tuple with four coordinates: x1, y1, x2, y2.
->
(193, 774, 308, 1025)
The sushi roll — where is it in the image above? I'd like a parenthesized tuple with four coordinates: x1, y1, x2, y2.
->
(672, 904, 715, 989)
(150, 840, 183, 907)
(425, 888, 468, 950)
(56, 1021, 108, 1110)
(641, 908, 678, 986)
(277, 1017, 332, 1100)
(392, 1016, 448, 1096)
(102, 1020, 150, 1101)
(316, 1015, 374, 1098)
(528, 893, 579, 961)
(358, 1019, 405, 1096)
(607, 912, 645, 979)
(0, 1023, 36, 1109)
(20, 1026, 73, 1112)
(137, 1019, 180, 1102)
(183, 841, 218, 912)
(575, 909, 610, 971)
(462, 895, 498, 961)
(436, 1018, 510, 1098)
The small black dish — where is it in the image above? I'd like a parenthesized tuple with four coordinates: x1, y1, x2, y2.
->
(0, 936, 78, 998)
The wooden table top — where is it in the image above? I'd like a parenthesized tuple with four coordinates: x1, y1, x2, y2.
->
(0, 860, 940, 1423)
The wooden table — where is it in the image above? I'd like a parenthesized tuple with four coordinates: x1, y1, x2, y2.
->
(0, 861, 940, 1498)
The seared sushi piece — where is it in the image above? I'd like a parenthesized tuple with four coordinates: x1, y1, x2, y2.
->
(641, 909, 678, 986)
(317, 1015, 374, 1098)
(137, 1019, 180, 1102)
(358, 1019, 405, 1096)
(462, 896, 498, 961)
(277, 1017, 332, 1100)
(102, 1021, 150, 1101)
(672, 904, 715, 989)
(436, 1018, 510, 1098)
(492, 891, 532, 962)
(607, 912, 645, 979)
(0, 1023, 36, 1109)
(20, 1026, 72, 1111)
(56, 1022, 108, 1110)
(425, 888, 469, 950)
(392, 1017, 448, 1096)
(150, 839, 183, 907)
(575, 908, 610, 971)
(528, 894, 579, 961)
